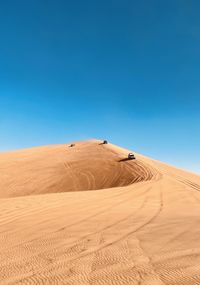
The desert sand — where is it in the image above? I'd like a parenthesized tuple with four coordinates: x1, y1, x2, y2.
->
(0, 140, 200, 284)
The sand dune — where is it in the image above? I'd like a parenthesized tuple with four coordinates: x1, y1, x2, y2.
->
(0, 140, 200, 284)
(0, 141, 153, 198)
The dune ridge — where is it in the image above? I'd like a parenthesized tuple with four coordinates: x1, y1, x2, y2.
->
(0, 140, 200, 284)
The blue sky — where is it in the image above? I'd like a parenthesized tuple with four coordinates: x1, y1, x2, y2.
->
(0, 0, 199, 173)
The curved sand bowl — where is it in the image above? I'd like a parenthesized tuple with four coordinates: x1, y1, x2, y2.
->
(0, 140, 200, 284)
(0, 140, 154, 198)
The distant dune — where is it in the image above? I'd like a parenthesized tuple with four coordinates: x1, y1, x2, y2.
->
(0, 140, 200, 284)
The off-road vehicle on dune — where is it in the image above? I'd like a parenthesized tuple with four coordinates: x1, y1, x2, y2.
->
(128, 153, 135, 160)
(69, 144, 75, 147)
(103, 140, 108, 144)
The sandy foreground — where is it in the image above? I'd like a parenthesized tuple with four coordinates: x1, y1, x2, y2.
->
(0, 140, 200, 285)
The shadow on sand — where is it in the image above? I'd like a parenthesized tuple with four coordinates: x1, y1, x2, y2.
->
(118, 158, 133, 162)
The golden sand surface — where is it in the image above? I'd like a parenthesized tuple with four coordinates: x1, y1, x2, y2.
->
(0, 140, 200, 284)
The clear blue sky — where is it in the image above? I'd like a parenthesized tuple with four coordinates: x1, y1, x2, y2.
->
(0, 0, 199, 173)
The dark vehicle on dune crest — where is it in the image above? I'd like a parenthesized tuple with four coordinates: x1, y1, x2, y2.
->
(128, 153, 135, 160)
(69, 144, 75, 147)
(103, 140, 108, 144)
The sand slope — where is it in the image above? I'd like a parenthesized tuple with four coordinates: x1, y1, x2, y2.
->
(0, 141, 153, 198)
(0, 140, 200, 284)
